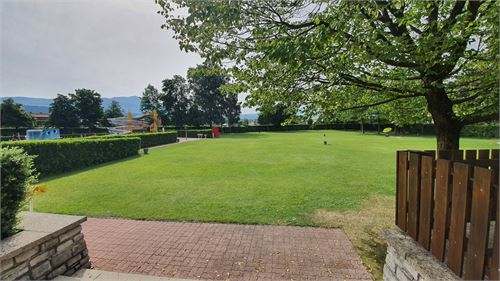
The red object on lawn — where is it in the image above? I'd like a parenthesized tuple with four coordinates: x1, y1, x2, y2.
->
(212, 127, 219, 138)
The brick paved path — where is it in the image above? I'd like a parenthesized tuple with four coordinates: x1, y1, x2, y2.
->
(82, 218, 372, 281)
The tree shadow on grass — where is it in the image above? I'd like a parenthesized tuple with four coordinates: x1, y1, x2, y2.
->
(40, 154, 142, 181)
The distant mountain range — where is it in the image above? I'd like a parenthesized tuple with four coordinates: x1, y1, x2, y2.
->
(1, 96, 259, 120)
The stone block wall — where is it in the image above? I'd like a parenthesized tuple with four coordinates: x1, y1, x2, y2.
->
(0, 212, 90, 280)
(383, 229, 459, 281)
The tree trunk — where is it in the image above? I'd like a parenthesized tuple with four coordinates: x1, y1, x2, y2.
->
(425, 88, 462, 150)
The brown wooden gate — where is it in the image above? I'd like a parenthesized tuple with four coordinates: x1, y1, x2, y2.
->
(395, 149, 499, 279)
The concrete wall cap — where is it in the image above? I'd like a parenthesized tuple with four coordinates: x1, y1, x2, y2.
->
(0, 212, 86, 261)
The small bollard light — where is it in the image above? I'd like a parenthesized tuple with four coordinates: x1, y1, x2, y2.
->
(323, 133, 327, 145)
(143, 148, 149, 154)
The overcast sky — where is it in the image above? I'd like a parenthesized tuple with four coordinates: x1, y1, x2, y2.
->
(1, 0, 256, 113)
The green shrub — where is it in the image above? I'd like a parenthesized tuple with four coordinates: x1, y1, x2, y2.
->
(1, 138, 141, 177)
(88, 131, 178, 148)
(176, 129, 213, 138)
(1, 147, 37, 238)
(461, 123, 499, 138)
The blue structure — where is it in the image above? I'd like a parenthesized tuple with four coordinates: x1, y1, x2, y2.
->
(26, 128, 61, 140)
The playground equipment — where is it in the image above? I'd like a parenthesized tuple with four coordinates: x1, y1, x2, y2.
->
(108, 111, 161, 134)
(26, 128, 61, 140)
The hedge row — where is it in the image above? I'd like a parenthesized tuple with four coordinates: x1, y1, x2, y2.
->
(1, 137, 141, 177)
(87, 131, 178, 147)
(176, 129, 213, 138)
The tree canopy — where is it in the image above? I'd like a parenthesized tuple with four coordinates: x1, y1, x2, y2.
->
(189, 66, 241, 126)
(158, 0, 499, 149)
(105, 100, 125, 119)
(49, 94, 80, 128)
(257, 104, 291, 126)
(140, 65, 241, 127)
(69, 89, 104, 128)
(0, 98, 34, 129)
(162, 75, 191, 126)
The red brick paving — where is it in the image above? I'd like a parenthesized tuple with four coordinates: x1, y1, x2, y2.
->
(82, 218, 372, 280)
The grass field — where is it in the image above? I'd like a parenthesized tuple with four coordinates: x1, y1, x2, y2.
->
(36, 130, 496, 223)
(35, 130, 497, 278)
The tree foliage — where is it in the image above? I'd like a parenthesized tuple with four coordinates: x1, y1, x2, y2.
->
(161, 75, 191, 126)
(141, 66, 241, 127)
(141, 84, 167, 123)
(105, 100, 125, 119)
(158, 0, 499, 149)
(258, 104, 291, 126)
(189, 65, 241, 126)
(49, 94, 80, 128)
(0, 98, 35, 129)
(69, 89, 104, 128)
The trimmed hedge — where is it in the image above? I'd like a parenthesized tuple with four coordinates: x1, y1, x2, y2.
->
(176, 129, 213, 138)
(1, 138, 141, 177)
(88, 132, 178, 148)
(1, 147, 36, 238)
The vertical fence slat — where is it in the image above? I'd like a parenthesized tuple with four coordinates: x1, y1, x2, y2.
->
(491, 199, 499, 281)
(478, 150, 490, 159)
(447, 162, 471, 276)
(464, 167, 493, 280)
(431, 159, 452, 261)
(465, 150, 477, 164)
(492, 149, 499, 159)
(418, 155, 434, 250)
(451, 150, 464, 161)
(424, 150, 437, 159)
(439, 150, 451, 159)
(396, 151, 409, 230)
(408, 153, 421, 240)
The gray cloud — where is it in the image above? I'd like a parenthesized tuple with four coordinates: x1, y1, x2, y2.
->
(2, 0, 205, 97)
(0, 0, 255, 113)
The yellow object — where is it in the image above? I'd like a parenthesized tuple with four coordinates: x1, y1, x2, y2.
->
(149, 110, 160, 132)
(127, 111, 133, 132)
(32, 184, 48, 195)
(383, 127, 393, 133)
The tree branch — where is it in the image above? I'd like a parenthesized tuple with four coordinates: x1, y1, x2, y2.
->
(338, 94, 422, 111)
(462, 112, 498, 125)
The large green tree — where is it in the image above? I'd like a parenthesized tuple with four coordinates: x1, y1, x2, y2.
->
(159, 0, 499, 149)
(258, 104, 291, 126)
(49, 94, 80, 128)
(161, 75, 191, 126)
(105, 100, 125, 118)
(69, 89, 104, 128)
(0, 98, 34, 129)
(188, 65, 241, 127)
(141, 84, 167, 122)
(101, 100, 125, 127)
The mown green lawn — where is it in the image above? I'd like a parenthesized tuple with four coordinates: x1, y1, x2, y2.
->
(36, 130, 497, 225)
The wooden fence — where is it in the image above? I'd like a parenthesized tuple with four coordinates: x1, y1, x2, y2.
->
(396, 149, 499, 280)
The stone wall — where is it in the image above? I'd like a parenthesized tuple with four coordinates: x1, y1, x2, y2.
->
(383, 229, 459, 281)
(0, 212, 90, 280)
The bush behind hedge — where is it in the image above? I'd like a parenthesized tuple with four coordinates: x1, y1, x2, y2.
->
(461, 123, 499, 138)
(1, 138, 141, 177)
(87, 131, 178, 148)
(1, 147, 37, 238)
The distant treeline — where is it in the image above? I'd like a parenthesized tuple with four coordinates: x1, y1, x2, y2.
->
(2, 122, 497, 139)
